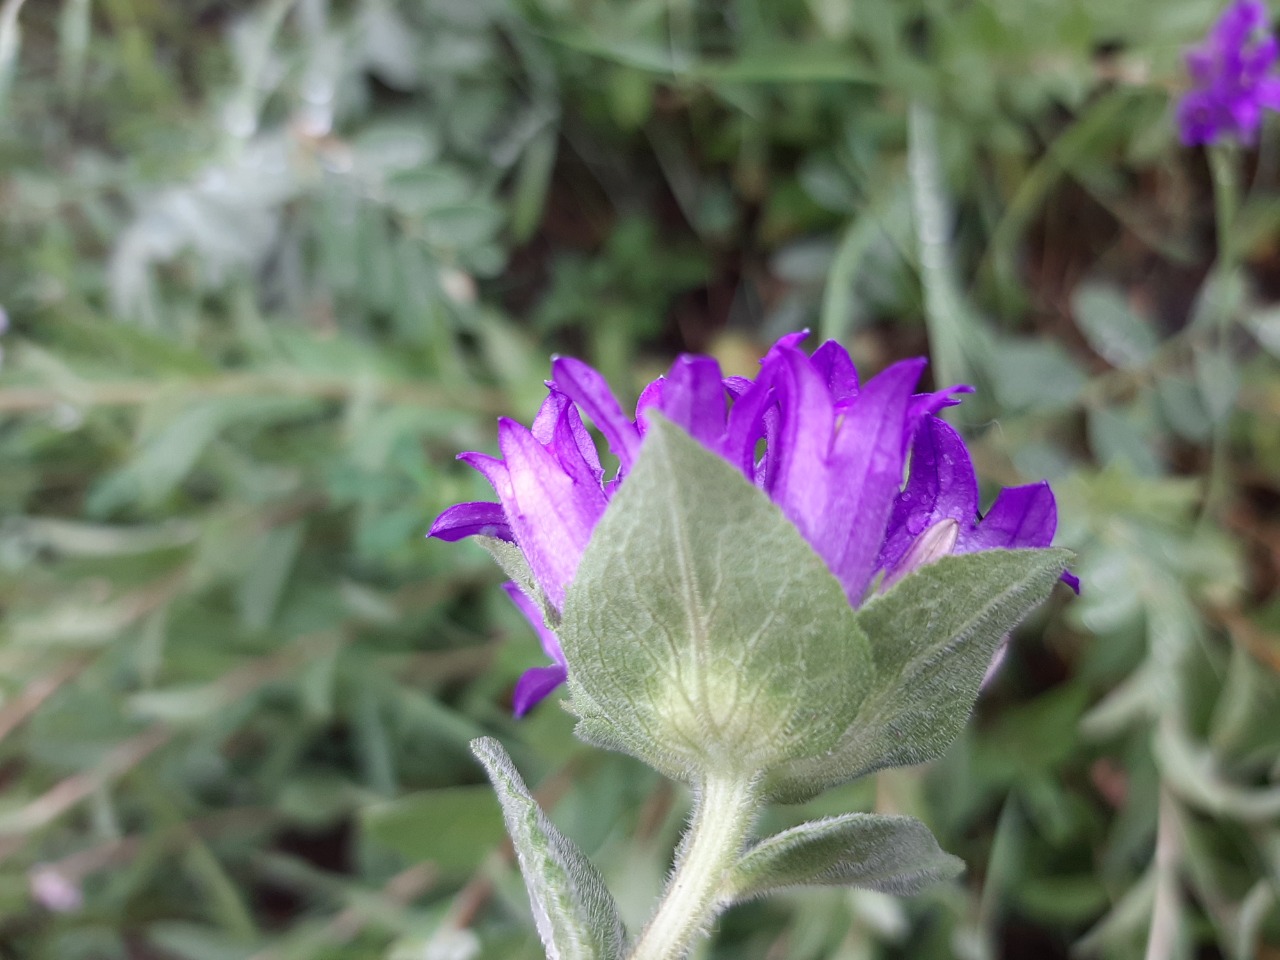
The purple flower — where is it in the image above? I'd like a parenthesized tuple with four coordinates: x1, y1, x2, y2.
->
(1177, 0, 1280, 146)
(430, 334, 1075, 715)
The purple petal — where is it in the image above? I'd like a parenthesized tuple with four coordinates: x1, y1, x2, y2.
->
(1217, 0, 1266, 46)
(1177, 91, 1222, 146)
(512, 664, 568, 716)
(967, 483, 1080, 599)
(530, 392, 564, 444)
(879, 416, 979, 574)
(909, 383, 975, 421)
(820, 357, 926, 602)
(532, 392, 605, 483)
(1179, 0, 1280, 147)
(721, 376, 774, 478)
(551, 400, 605, 489)
(959, 482, 1057, 552)
(1230, 97, 1264, 138)
(654, 355, 728, 450)
(956, 481, 1080, 592)
(634, 376, 666, 438)
(1244, 35, 1278, 77)
(1187, 48, 1216, 84)
(809, 340, 860, 404)
(725, 376, 777, 485)
(566, 403, 605, 480)
(755, 403, 780, 487)
(769, 330, 810, 354)
(1258, 75, 1280, 107)
(428, 501, 513, 542)
(501, 581, 564, 664)
(459, 450, 515, 505)
(551, 356, 641, 474)
(497, 418, 607, 608)
(762, 342, 836, 546)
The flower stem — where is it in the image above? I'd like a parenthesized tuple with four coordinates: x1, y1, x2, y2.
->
(626, 775, 759, 960)
(1200, 144, 1241, 525)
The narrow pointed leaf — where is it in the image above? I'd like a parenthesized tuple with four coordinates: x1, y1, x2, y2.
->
(767, 547, 1071, 802)
(729, 813, 963, 901)
(470, 738, 626, 960)
(559, 416, 873, 783)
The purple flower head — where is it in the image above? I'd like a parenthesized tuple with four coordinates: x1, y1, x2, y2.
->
(1177, 0, 1280, 146)
(429, 334, 1075, 714)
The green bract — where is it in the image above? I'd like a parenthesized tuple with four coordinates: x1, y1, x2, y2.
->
(558, 417, 874, 783)
(767, 545, 1074, 802)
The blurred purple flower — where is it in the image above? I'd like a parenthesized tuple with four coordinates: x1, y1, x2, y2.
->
(1177, 0, 1280, 146)
(431, 334, 1075, 715)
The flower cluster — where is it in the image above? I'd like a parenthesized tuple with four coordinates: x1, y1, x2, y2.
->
(1178, 0, 1280, 146)
(431, 334, 1076, 715)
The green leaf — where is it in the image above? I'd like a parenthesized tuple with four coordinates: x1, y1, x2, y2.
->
(235, 522, 304, 631)
(689, 46, 878, 84)
(1088, 403, 1164, 476)
(359, 786, 504, 871)
(1156, 376, 1213, 442)
(1248, 305, 1280, 357)
(728, 813, 963, 902)
(1072, 282, 1159, 370)
(1155, 721, 1280, 820)
(767, 548, 1072, 802)
(1015, 874, 1111, 924)
(989, 337, 1088, 412)
(559, 416, 872, 783)
(1193, 344, 1240, 424)
(470, 738, 626, 960)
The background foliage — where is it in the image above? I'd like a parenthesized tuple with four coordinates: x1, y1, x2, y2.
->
(1, 0, 1279, 957)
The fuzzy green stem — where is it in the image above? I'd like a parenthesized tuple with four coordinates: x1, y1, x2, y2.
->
(626, 775, 759, 960)
(1200, 144, 1241, 525)
(1209, 145, 1239, 274)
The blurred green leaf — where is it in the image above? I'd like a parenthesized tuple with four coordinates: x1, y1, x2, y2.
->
(1194, 345, 1241, 424)
(360, 786, 504, 871)
(1071, 282, 1159, 370)
(989, 337, 1088, 412)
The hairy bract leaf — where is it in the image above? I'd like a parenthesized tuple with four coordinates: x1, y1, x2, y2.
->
(728, 813, 963, 901)
(559, 417, 873, 782)
(471, 737, 626, 960)
(766, 547, 1072, 802)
